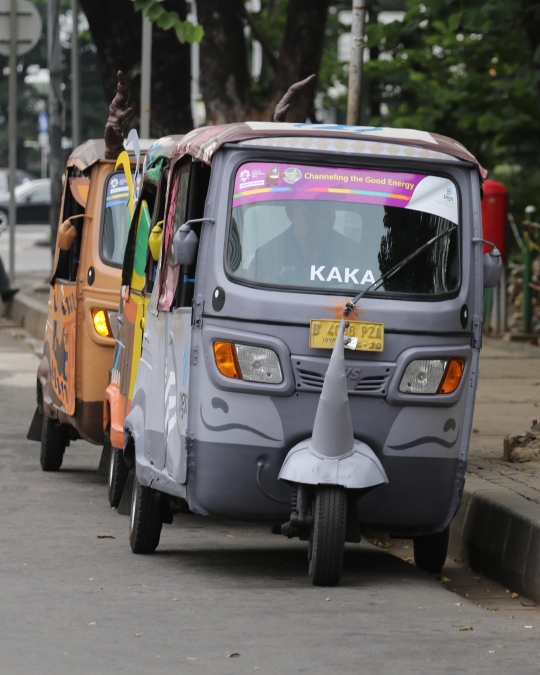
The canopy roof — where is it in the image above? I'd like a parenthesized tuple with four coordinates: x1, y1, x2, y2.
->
(66, 137, 160, 172)
(168, 122, 485, 178)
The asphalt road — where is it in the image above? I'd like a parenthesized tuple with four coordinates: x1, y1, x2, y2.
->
(1, 327, 539, 675)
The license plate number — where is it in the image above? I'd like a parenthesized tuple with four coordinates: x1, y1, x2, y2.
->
(309, 319, 384, 352)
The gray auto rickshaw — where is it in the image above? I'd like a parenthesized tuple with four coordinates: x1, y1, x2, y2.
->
(118, 122, 501, 586)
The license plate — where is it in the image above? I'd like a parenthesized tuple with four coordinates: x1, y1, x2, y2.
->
(309, 319, 384, 352)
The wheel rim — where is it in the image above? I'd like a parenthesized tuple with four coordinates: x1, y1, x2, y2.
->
(0, 211, 8, 231)
(108, 446, 115, 488)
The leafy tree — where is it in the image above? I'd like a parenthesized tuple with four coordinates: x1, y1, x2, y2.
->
(363, 0, 540, 218)
(79, 0, 194, 137)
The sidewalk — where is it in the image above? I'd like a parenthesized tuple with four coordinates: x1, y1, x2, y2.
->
(450, 338, 540, 603)
(3, 283, 540, 601)
(2, 269, 50, 340)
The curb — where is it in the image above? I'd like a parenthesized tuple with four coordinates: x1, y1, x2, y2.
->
(449, 474, 540, 603)
(8, 292, 48, 341)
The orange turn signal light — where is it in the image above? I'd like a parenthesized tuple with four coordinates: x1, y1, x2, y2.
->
(92, 309, 112, 338)
(438, 359, 465, 394)
(213, 341, 240, 379)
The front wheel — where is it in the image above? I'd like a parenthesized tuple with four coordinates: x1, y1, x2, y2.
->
(40, 416, 66, 471)
(414, 526, 450, 574)
(129, 477, 163, 554)
(308, 485, 347, 587)
(107, 440, 128, 508)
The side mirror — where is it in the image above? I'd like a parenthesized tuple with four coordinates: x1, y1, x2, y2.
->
(173, 222, 199, 266)
(483, 248, 503, 288)
(57, 219, 77, 251)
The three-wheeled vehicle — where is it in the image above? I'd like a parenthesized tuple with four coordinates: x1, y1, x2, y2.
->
(103, 136, 182, 506)
(120, 122, 501, 586)
(27, 73, 155, 471)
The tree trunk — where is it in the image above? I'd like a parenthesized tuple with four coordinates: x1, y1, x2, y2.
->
(79, 0, 192, 137)
(520, 0, 540, 112)
(267, 0, 330, 121)
(196, 0, 251, 125)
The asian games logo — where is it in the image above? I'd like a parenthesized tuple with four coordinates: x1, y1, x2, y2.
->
(239, 169, 250, 183)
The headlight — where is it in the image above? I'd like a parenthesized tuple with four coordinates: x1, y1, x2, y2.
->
(235, 344, 283, 383)
(399, 358, 465, 395)
(213, 342, 283, 383)
(92, 309, 118, 339)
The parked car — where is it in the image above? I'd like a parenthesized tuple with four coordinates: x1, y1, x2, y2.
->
(0, 167, 36, 194)
(0, 178, 51, 230)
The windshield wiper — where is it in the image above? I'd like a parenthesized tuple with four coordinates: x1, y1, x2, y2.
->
(344, 225, 457, 314)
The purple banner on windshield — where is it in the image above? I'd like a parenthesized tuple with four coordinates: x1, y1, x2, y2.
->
(232, 162, 426, 209)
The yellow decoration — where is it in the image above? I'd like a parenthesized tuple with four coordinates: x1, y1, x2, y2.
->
(115, 151, 135, 217)
(149, 220, 163, 261)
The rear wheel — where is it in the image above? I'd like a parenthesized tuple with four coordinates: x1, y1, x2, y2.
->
(308, 485, 347, 587)
(40, 415, 66, 471)
(107, 439, 128, 508)
(414, 527, 450, 574)
(129, 477, 163, 554)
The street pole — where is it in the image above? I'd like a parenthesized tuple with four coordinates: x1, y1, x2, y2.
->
(8, 0, 17, 282)
(71, 0, 80, 148)
(346, 0, 367, 126)
(48, 0, 63, 256)
(140, 14, 152, 138)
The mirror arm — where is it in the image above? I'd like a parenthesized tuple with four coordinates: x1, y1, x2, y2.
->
(183, 217, 215, 228)
(472, 237, 501, 256)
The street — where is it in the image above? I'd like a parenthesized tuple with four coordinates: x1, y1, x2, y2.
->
(1, 326, 538, 675)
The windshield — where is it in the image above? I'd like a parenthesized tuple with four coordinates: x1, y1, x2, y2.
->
(227, 162, 460, 296)
(101, 172, 132, 266)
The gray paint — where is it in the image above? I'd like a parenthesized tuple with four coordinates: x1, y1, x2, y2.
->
(279, 319, 388, 489)
(125, 144, 484, 537)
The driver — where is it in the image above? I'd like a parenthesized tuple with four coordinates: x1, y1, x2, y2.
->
(247, 200, 364, 285)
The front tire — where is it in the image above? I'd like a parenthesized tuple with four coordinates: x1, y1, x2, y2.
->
(107, 438, 128, 508)
(414, 526, 450, 573)
(309, 486, 347, 587)
(40, 415, 66, 471)
(129, 477, 163, 553)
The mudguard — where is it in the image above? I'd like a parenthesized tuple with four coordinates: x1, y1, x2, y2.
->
(279, 438, 388, 489)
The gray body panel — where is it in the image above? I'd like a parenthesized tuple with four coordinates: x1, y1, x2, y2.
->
(125, 145, 483, 536)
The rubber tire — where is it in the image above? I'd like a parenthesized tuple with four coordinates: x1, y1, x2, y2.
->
(414, 526, 450, 574)
(129, 477, 163, 554)
(107, 441, 129, 508)
(308, 486, 347, 587)
(40, 415, 66, 471)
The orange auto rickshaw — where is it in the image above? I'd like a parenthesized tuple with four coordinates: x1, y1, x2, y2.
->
(27, 73, 155, 471)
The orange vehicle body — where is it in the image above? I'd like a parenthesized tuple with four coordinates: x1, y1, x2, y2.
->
(36, 141, 152, 445)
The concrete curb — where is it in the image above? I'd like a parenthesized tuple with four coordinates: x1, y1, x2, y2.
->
(8, 292, 47, 340)
(450, 474, 540, 603)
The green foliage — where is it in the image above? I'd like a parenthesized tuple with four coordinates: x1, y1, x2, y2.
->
(362, 0, 540, 236)
(133, 0, 203, 43)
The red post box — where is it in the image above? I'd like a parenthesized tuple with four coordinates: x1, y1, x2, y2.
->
(481, 179, 508, 261)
